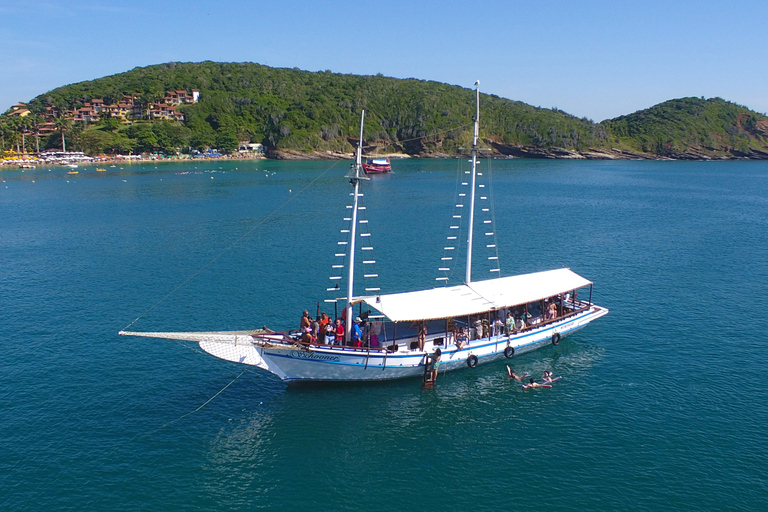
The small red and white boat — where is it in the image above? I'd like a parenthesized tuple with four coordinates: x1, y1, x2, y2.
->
(362, 157, 391, 174)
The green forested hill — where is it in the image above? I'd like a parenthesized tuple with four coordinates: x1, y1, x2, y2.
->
(601, 97, 768, 158)
(6, 61, 768, 159)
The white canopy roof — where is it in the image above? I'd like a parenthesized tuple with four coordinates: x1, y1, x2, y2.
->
(357, 268, 592, 322)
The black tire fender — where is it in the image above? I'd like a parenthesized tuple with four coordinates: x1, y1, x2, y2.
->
(504, 346, 514, 358)
(552, 332, 561, 346)
(467, 354, 478, 368)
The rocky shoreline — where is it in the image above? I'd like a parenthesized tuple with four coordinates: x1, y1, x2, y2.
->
(269, 144, 768, 161)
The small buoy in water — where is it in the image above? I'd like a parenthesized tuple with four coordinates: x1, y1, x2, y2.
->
(289, 189, 292, 193)
(211, 176, 214, 179)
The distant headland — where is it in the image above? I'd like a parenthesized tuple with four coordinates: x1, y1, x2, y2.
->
(2, 61, 767, 163)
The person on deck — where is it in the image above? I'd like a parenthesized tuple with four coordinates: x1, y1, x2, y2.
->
(456, 327, 468, 349)
(317, 312, 329, 344)
(417, 321, 427, 351)
(370, 318, 383, 347)
(473, 319, 482, 340)
(505, 312, 515, 334)
(325, 320, 336, 345)
(493, 317, 504, 336)
(300, 310, 311, 332)
(311, 318, 319, 341)
(352, 317, 363, 347)
(334, 318, 345, 344)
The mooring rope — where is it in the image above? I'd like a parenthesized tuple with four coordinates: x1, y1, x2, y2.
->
(125, 368, 249, 445)
(122, 159, 342, 331)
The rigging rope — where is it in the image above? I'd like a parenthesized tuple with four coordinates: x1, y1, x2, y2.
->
(122, 159, 342, 332)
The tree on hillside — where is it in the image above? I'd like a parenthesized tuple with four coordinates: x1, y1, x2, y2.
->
(28, 114, 43, 153)
(99, 114, 121, 132)
(5, 116, 22, 153)
(54, 116, 72, 152)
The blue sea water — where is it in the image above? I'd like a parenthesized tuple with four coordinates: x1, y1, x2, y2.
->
(1, 158, 767, 511)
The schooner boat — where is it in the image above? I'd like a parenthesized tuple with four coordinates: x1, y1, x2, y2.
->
(120, 82, 608, 384)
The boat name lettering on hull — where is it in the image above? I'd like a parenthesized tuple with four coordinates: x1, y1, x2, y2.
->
(291, 351, 340, 362)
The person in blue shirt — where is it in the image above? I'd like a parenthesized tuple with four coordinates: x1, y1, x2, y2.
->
(352, 317, 363, 347)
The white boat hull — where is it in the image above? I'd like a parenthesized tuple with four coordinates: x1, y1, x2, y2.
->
(121, 305, 608, 384)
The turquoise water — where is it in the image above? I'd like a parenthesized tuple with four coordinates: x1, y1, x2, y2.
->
(2, 159, 767, 510)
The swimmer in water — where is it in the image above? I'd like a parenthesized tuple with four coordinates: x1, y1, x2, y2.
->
(507, 365, 529, 382)
(542, 371, 553, 384)
(523, 378, 552, 390)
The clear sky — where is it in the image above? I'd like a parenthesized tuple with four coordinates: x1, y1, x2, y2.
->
(1, 0, 766, 121)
